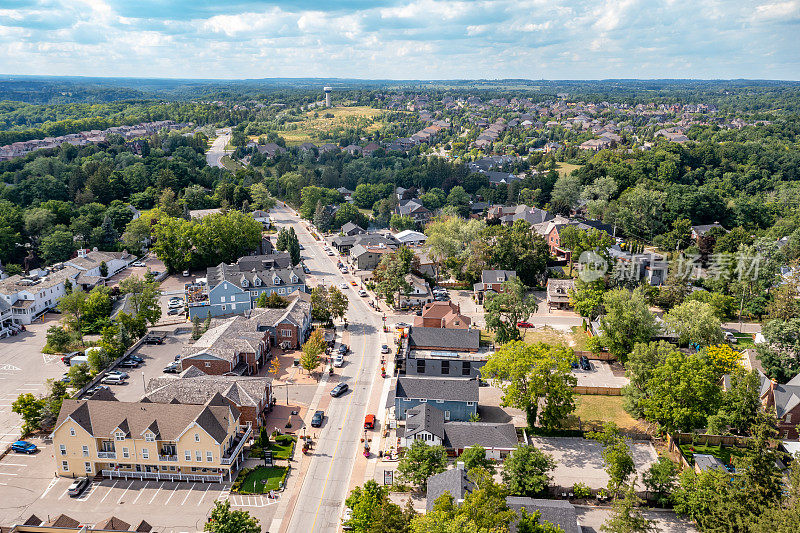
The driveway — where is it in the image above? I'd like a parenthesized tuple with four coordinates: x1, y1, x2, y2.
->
(577, 506, 698, 533)
(530, 436, 658, 490)
(572, 361, 629, 389)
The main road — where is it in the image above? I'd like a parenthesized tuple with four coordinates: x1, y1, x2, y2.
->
(205, 127, 232, 168)
(269, 203, 385, 533)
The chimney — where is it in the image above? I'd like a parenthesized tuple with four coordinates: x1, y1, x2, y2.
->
(456, 461, 465, 470)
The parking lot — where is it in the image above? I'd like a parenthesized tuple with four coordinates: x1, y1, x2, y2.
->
(530, 436, 658, 490)
(572, 360, 629, 389)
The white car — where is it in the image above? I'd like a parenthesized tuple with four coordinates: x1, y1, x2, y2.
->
(182, 270, 191, 277)
(333, 354, 344, 367)
(358, 290, 367, 297)
(101, 375, 126, 385)
(168, 300, 183, 309)
(131, 261, 146, 267)
(339, 283, 348, 290)
(327, 250, 335, 256)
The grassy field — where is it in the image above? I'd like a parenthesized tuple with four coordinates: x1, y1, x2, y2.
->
(220, 155, 242, 172)
(520, 326, 590, 350)
(679, 443, 746, 466)
(565, 395, 649, 434)
(272, 106, 386, 146)
(556, 162, 582, 178)
(266, 435, 296, 460)
(238, 466, 287, 493)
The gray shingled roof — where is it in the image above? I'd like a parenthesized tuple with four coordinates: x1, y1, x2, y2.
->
(506, 497, 581, 533)
(404, 404, 445, 439)
(426, 466, 475, 512)
(408, 327, 480, 352)
(443, 422, 518, 450)
(480, 270, 517, 284)
(396, 377, 479, 403)
(144, 373, 270, 408)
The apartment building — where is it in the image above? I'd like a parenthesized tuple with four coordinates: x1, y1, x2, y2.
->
(0, 266, 81, 326)
(52, 395, 250, 483)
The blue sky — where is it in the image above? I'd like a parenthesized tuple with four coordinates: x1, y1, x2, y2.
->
(0, 0, 798, 80)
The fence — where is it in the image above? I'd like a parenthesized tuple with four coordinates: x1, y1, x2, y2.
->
(573, 350, 616, 361)
(572, 386, 622, 396)
(666, 432, 751, 472)
(101, 469, 224, 483)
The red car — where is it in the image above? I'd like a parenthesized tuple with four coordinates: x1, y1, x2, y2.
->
(516, 321, 534, 328)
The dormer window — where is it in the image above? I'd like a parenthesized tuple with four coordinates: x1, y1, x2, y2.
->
(115, 431, 125, 441)
(273, 276, 281, 285)
(241, 279, 248, 288)
(144, 433, 155, 442)
(254, 277, 261, 286)
(290, 275, 298, 283)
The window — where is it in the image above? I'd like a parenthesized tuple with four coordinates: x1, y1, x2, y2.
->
(467, 401, 475, 406)
(251, 291, 257, 296)
(205, 362, 211, 367)
(195, 433, 200, 442)
(115, 431, 125, 441)
(195, 451, 202, 462)
(122, 447, 129, 459)
(207, 451, 213, 462)
(419, 398, 427, 403)
(281, 329, 292, 337)
(231, 303, 236, 310)
(70, 427, 75, 436)
(62, 461, 69, 471)
(145, 433, 154, 442)
(416, 359, 426, 374)
(185, 450, 191, 461)
(221, 305, 226, 311)
(279, 288, 285, 294)
(59, 444, 66, 456)
(436, 399, 444, 404)
(441, 360, 450, 375)
(787, 414, 793, 424)
(220, 296, 226, 302)
(85, 462, 92, 473)
(82, 445, 89, 457)
(444, 411, 451, 421)
(462, 362, 471, 376)
(142, 449, 149, 459)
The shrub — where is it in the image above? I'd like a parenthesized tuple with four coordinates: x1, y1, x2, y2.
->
(573, 482, 593, 499)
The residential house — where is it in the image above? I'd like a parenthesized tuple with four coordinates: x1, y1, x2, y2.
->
(399, 326, 485, 379)
(65, 249, 135, 289)
(397, 274, 433, 308)
(505, 498, 582, 533)
(0, 266, 81, 326)
(413, 301, 471, 329)
(349, 243, 394, 271)
(691, 223, 727, 241)
(51, 395, 251, 483)
(606, 246, 668, 286)
(426, 464, 474, 511)
(186, 259, 306, 320)
(143, 367, 273, 429)
(251, 210, 271, 228)
(340, 222, 365, 236)
(362, 142, 381, 156)
(256, 143, 286, 158)
(337, 187, 354, 201)
(248, 236, 276, 256)
(400, 403, 445, 446)
(546, 279, 574, 310)
(396, 198, 431, 223)
(394, 376, 479, 421)
(331, 231, 397, 255)
(297, 142, 317, 153)
(533, 216, 613, 257)
(498, 206, 552, 226)
(761, 371, 800, 439)
(7, 514, 153, 532)
(393, 230, 427, 246)
(473, 270, 517, 304)
(344, 145, 362, 156)
(188, 208, 222, 220)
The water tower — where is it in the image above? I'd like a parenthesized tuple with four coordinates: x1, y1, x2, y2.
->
(323, 86, 332, 107)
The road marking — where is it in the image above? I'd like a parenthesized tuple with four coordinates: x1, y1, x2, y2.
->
(0, 472, 18, 475)
(57, 487, 69, 500)
(216, 484, 230, 501)
(149, 482, 164, 504)
(117, 480, 134, 503)
(181, 483, 195, 505)
(99, 480, 119, 502)
(197, 483, 212, 506)
(41, 477, 58, 498)
(77, 482, 98, 501)
(164, 484, 179, 505)
(132, 482, 149, 504)
(0, 463, 27, 467)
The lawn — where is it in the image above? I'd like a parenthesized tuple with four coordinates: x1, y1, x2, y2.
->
(220, 155, 242, 171)
(565, 395, 649, 434)
(266, 435, 296, 460)
(679, 443, 747, 466)
(519, 326, 590, 350)
(273, 106, 388, 146)
(237, 466, 288, 493)
(556, 162, 582, 178)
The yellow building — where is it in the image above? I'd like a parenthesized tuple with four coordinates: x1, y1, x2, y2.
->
(51, 393, 251, 483)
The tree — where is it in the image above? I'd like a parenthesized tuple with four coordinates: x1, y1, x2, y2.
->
(40, 229, 77, 264)
(459, 446, 493, 471)
(663, 300, 723, 348)
(250, 182, 276, 210)
(600, 288, 658, 362)
(642, 457, 678, 507)
(66, 363, 92, 389)
(328, 286, 349, 321)
(601, 483, 656, 533)
(390, 214, 416, 232)
(12, 393, 44, 435)
(300, 330, 325, 375)
(46, 325, 72, 353)
(488, 220, 550, 286)
(757, 318, 800, 382)
(484, 277, 538, 344)
(397, 440, 448, 489)
(708, 367, 760, 435)
(622, 341, 678, 418)
(570, 279, 606, 320)
(501, 444, 555, 497)
(40, 379, 68, 430)
(482, 341, 577, 430)
(517, 508, 565, 533)
(588, 424, 636, 496)
(639, 351, 721, 432)
(82, 286, 112, 333)
(57, 290, 88, 342)
(373, 247, 414, 306)
(701, 344, 742, 376)
(344, 480, 413, 533)
(119, 275, 162, 326)
(205, 500, 260, 533)
(257, 292, 289, 308)
(550, 174, 581, 213)
(311, 285, 334, 323)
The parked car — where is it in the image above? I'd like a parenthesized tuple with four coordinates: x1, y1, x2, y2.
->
(364, 414, 375, 429)
(342, 507, 353, 530)
(61, 351, 83, 364)
(101, 374, 127, 385)
(302, 265, 310, 274)
(106, 370, 129, 379)
(358, 290, 367, 297)
(11, 441, 37, 454)
(85, 385, 110, 397)
(182, 270, 190, 277)
(579, 355, 592, 371)
(127, 355, 144, 363)
(168, 300, 183, 309)
(167, 308, 182, 316)
(68, 477, 91, 497)
(298, 244, 304, 250)
(350, 280, 357, 286)
(516, 321, 534, 328)
(330, 383, 349, 397)
(337, 344, 349, 355)
(60, 373, 71, 383)
(327, 250, 335, 256)
(131, 261, 146, 267)
(311, 410, 324, 427)
(118, 360, 140, 368)
(163, 362, 179, 373)
(381, 345, 390, 354)
(570, 360, 579, 369)
(333, 354, 344, 367)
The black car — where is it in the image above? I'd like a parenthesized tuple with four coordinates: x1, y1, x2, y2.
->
(337, 344, 349, 355)
(579, 356, 592, 371)
(128, 355, 144, 363)
(119, 359, 140, 368)
(311, 410, 325, 427)
(330, 383, 349, 397)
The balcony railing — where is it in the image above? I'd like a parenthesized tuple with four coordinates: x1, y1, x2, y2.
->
(221, 425, 252, 465)
(158, 454, 178, 462)
(97, 451, 116, 459)
(101, 469, 223, 483)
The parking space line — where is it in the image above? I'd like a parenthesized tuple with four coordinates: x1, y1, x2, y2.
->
(99, 480, 119, 502)
(57, 487, 69, 500)
(77, 482, 98, 501)
(132, 481, 149, 504)
(197, 484, 211, 506)
(181, 483, 195, 505)
(149, 482, 164, 504)
(217, 485, 230, 501)
(41, 478, 58, 499)
(163, 485, 179, 505)
(0, 472, 18, 475)
(117, 481, 134, 503)
(0, 463, 27, 467)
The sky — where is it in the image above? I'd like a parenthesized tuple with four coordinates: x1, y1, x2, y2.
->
(0, 0, 799, 80)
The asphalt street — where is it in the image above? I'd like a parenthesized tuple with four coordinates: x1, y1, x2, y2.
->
(205, 128, 231, 168)
(270, 204, 384, 533)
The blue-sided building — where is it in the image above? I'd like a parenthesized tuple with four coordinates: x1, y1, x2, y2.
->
(394, 376, 479, 421)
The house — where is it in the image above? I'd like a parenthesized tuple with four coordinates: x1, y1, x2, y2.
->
(580, 138, 613, 151)
(397, 274, 433, 308)
(349, 243, 394, 271)
(396, 198, 431, 223)
(505, 498, 581, 533)
(400, 403, 445, 446)
(473, 270, 516, 304)
(394, 376, 479, 421)
(7, 514, 153, 532)
(331, 231, 397, 255)
(393, 229, 427, 246)
(691, 223, 727, 240)
(413, 301, 471, 329)
(761, 371, 800, 439)
(248, 236, 276, 256)
(337, 187, 354, 200)
(340, 222, 365, 236)
(143, 367, 273, 429)
(298, 142, 317, 153)
(188, 208, 222, 220)
(51, 395, 251, 483)
(426, 464, 475, 511)
(65, 248, 135, 285)
(186, 259, 306, 320)
(498, 206, 552, 226)
(533, 216, 613, 257)
(344, 144, 362, 156)
(546, 279, 574, 310)
(400, 327, 484, 378)
(0, 266, 81, 326)
(251, 210, 271, 228)
(256, 143, 286, 158)
(606, 246, 668, 286)
(362, 142, 381, 156)
(444, 421, 518, 458)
